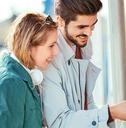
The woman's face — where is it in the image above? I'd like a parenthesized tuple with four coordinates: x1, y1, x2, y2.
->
(30, 30, 58, 70)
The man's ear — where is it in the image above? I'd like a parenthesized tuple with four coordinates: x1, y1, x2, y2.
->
(56, 16, 65, 27)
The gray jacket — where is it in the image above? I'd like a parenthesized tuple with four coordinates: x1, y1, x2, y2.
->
(42, 30, 115, 128)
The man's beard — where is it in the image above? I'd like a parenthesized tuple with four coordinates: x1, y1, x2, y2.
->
(65, 25, 88, 48)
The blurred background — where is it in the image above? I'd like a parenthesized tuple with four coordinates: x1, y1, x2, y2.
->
(0, 0, 125, 127)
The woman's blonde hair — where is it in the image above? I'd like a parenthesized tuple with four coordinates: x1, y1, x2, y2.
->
(7, 13, 57, 69)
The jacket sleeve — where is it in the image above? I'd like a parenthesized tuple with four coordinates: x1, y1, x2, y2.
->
(42, 65, 110, 128)
(0, 76, 26, 128)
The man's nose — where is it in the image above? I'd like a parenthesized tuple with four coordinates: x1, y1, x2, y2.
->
(83, 27, 92, 37)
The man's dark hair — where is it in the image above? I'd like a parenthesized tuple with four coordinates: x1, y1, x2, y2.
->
(55, 0, 102, 24)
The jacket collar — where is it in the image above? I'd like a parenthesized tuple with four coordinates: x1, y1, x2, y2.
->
(58, 30, 74, 62)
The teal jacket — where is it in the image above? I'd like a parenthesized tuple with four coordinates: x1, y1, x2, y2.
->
(0, 53, 42, 128)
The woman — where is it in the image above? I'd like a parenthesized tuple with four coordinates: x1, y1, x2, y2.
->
(0, 13, 58, 128)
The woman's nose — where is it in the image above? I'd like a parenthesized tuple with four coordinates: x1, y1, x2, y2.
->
(53, 44, 59, 57)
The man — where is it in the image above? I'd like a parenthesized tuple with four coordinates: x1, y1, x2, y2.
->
(42, 0, 126, 127)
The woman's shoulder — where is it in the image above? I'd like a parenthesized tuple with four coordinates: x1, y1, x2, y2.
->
(0, 68, 27, 92)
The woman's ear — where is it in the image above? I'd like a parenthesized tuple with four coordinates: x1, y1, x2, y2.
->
(56, 16, 65, 27)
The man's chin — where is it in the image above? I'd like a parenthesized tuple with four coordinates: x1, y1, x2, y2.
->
(77, 40, 88, 47)
(80, 44, 87, 48)
(78, 42, 87, 48)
